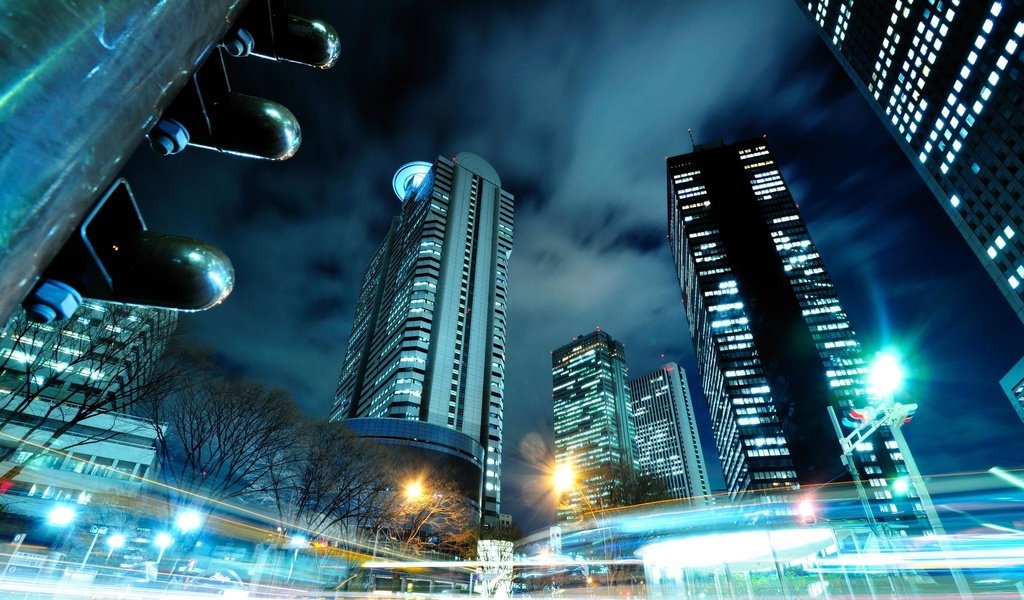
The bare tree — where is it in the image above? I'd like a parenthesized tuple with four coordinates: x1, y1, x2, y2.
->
(0, 303, 179, 481)
(148, 376, 300, 512)
(375, 474, 476, 557)
(266, 420, 398, 540)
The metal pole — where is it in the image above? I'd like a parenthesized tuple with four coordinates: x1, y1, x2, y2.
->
(287, 547, 298, 582)
(766, 530, 791, 600)
(80, 530, 100, 569)
(889, 425, 973, 599)
(848, 529, 878, 600)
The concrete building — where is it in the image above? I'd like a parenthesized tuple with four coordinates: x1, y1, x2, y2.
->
(629, 363, 712, 508)
(793, 1, 1024, 416)
(552, 330, 636, 521)
(0, 302, 173, 519)
(667, 138, 920, 525)
(331, 153, 513, 524)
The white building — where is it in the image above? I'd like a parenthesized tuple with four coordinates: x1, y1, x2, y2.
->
(331, 154, 514, 524)
(629, 363, 712, 508)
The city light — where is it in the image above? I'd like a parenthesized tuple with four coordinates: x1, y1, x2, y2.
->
(553, 463, 575, 495)
(405, 480, 424, 502)
(289, 535, 308, 548)
(106, 533, 126, 550)
(175, 509, 203, 533)
(869, 351, 906, 398)
(796, 499, 815, 522)
(46, 505, 75, 527)
(153, 532, 173, 549)
(893, 477, 911, 494)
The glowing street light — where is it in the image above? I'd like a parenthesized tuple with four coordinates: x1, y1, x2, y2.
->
(47, 505, 76, 527)
(107, 533, 126, 550)
(175, 509, 203, 534)
(153, 532, 173, 564)
(552, 464, 575, 496)
(796, 499, 816, 523)
(288, 535, 308, 549)
(869, 351, 905, 399)
(405, 480, 424, 502)
(892, 477, 910, 495)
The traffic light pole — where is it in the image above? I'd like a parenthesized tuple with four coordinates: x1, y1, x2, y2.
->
(829, 400, 972, 599)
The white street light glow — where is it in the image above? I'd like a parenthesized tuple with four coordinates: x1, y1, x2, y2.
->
(153, 532, 173, 549)
(175, 509, 202, 533)
(47, 505, 76, 527)
(870, 351, 905, 398)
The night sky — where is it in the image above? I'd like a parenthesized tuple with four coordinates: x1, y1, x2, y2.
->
(123, 0, 1024, 533)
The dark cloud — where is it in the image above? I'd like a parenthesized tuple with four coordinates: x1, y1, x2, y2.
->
(121, 0, 1024, 533)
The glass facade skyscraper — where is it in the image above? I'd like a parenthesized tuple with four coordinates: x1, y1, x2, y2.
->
(794, 1, 1024, 322)
(629, 363, 712, 507)
(667, 138, 918, 524)
(331, 153, 513, 524)
(552, 330, 636, 521)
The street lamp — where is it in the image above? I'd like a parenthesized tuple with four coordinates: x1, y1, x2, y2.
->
(796, 499, 816, 524)
(869, 351, 905, 399)
(405, 480, 424, 502)
(175, 509, 203, 534)
(287, 535, 308, 582)
(553, 464, 575, 496)
(106, 533, 126, 560)
(829, 350, 972, 599)
(47, 505, 76, 527)
(153, 532, 173, 564)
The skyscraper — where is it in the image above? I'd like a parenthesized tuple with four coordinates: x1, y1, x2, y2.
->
(629, 363, 712, 507)
(552, 329, 636, 521)
(667, 137, 917, 524)
(794, 0, 1024, 472)
(330, 153, 513, 524)
(793, 2, 1024, 322)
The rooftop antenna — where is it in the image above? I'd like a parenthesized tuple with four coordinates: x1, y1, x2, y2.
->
(688, 128, 697, 148)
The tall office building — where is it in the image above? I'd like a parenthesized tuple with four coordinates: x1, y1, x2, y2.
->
(667, 138, 917, 524)
(794, 0, 1024, 468)
(629, 363, 712, 508)
(331, 153, 513, 524)
(552, 329, 636, 521)
(795, 2, 1024, 322)
(0, 302, 174, 517)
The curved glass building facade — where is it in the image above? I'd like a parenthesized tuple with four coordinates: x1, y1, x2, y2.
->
(344, 418, 485, 509)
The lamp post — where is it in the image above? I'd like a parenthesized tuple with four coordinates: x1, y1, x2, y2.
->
(45, 505, 76, 575)
(550, 462, 609, 589)
(106, 533, 126, 566)
(80, 526, 108, 569)
(169, 509, 203, 576)
(153, 533, 173, 565)
(287, 535, 307, 583)
(828, 350, 972, 599)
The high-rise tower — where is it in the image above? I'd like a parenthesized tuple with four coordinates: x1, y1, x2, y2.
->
(794, 1, 1024, 323)
(794, 0, 1024, 440)
(629, 363, 712, 508)
(552, 330, 636, 521)
(667, 137, 917, 524)
(331, 153, 513, 524)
